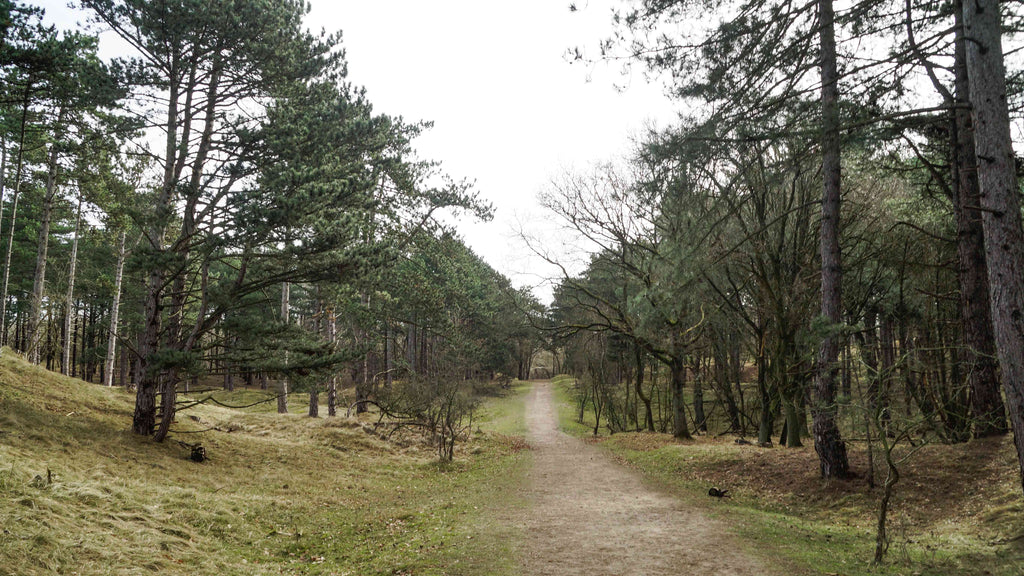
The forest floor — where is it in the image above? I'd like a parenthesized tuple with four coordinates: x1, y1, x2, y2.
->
(505, 380, 773, 576)
(3, 351, 1024, 576)
(548, 377, 1024, 576)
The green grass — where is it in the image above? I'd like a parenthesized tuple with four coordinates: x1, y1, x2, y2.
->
(471, 381, 530, 437)
(0, 350, 531, 575)
(548, 376, 1024, 576)
(550, 375, 592, 438)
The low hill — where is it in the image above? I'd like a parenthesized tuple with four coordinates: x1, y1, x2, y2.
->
(0, 350, 527, 576)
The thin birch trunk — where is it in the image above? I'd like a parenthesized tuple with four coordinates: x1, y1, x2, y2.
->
(62, 195, 83, 375)
(0, 89, 32, 348)
(104, 231, 127, 386)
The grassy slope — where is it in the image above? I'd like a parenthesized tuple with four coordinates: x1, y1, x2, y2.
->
(0, 351, 530, 576)
(549, 375, 1024, 576)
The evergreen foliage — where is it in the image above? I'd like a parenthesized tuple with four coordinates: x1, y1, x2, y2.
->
(0, 1, 536, 448)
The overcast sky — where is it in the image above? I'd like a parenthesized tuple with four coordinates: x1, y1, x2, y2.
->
(39, 0, 678, 303)
(307, 1, 678, 301)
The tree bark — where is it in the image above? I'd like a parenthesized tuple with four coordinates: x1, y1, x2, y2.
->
(963, 0, 1024, 493)
(308, 386, 319, 418)
(952, 0, 1007, 439)
(669, 353, 692, 440)
(812, 0, 850, 479)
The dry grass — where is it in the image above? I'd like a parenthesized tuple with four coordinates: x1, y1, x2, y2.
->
(584, 432, 1024, 574)
(0, 350, 529, 576)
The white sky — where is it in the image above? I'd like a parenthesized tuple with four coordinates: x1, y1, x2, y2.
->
(39, 0, 678, 303)
(308, 1, 678, 302)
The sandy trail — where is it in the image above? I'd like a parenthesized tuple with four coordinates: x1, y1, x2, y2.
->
(511, 380, 772, 576)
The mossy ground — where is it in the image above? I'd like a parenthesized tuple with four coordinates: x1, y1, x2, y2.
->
(0, 350, 530, 576)
(550, 375, 1024, 576)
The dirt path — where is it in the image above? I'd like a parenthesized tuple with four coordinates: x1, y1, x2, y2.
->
(511, 380, 772, 576)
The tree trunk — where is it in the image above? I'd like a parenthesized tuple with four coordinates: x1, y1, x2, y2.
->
(757, 341, 773, 446)
(841, 333, 852, 401)
(781, 388, 803, 448)
(0, 88, 31, 349)
(669, 354, 692, 440)
(692, 361, 707, 433)
(278, 281, 290, 414)
(879, 314, 896, 431)
(873, 439, 900, 564)
(62, 196, 83, 375)
(45, 311, 54, 370)
(384, 321, 394, 394)
(27, 141, 60, 363)
(811, 0, 850, 479)
(327, 307, 337, 416)
(952, 0, 1007, 439)
(133, 63, 180, 436)
(83, 303, 92, 381)
(964, 0, 1024, 493)
(0, 139, 6, 249)
(104, 231, 127, 387)
(308, 386, 319, 418)
(902, 324, 940, 435)
(862, 309, 882, 419)
(0, 187, 20, 349)
(634, 346, 654, 431)
(70, 307, 78, 377)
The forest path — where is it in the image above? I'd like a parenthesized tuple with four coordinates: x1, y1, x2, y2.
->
(509, 380, 773, 576)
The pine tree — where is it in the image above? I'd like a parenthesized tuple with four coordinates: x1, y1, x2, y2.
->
(961, 0, 1024, 493)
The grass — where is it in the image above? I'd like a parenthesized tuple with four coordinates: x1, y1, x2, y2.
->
(550, 375, 1024, 576)
(0, 350, 531, 576)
